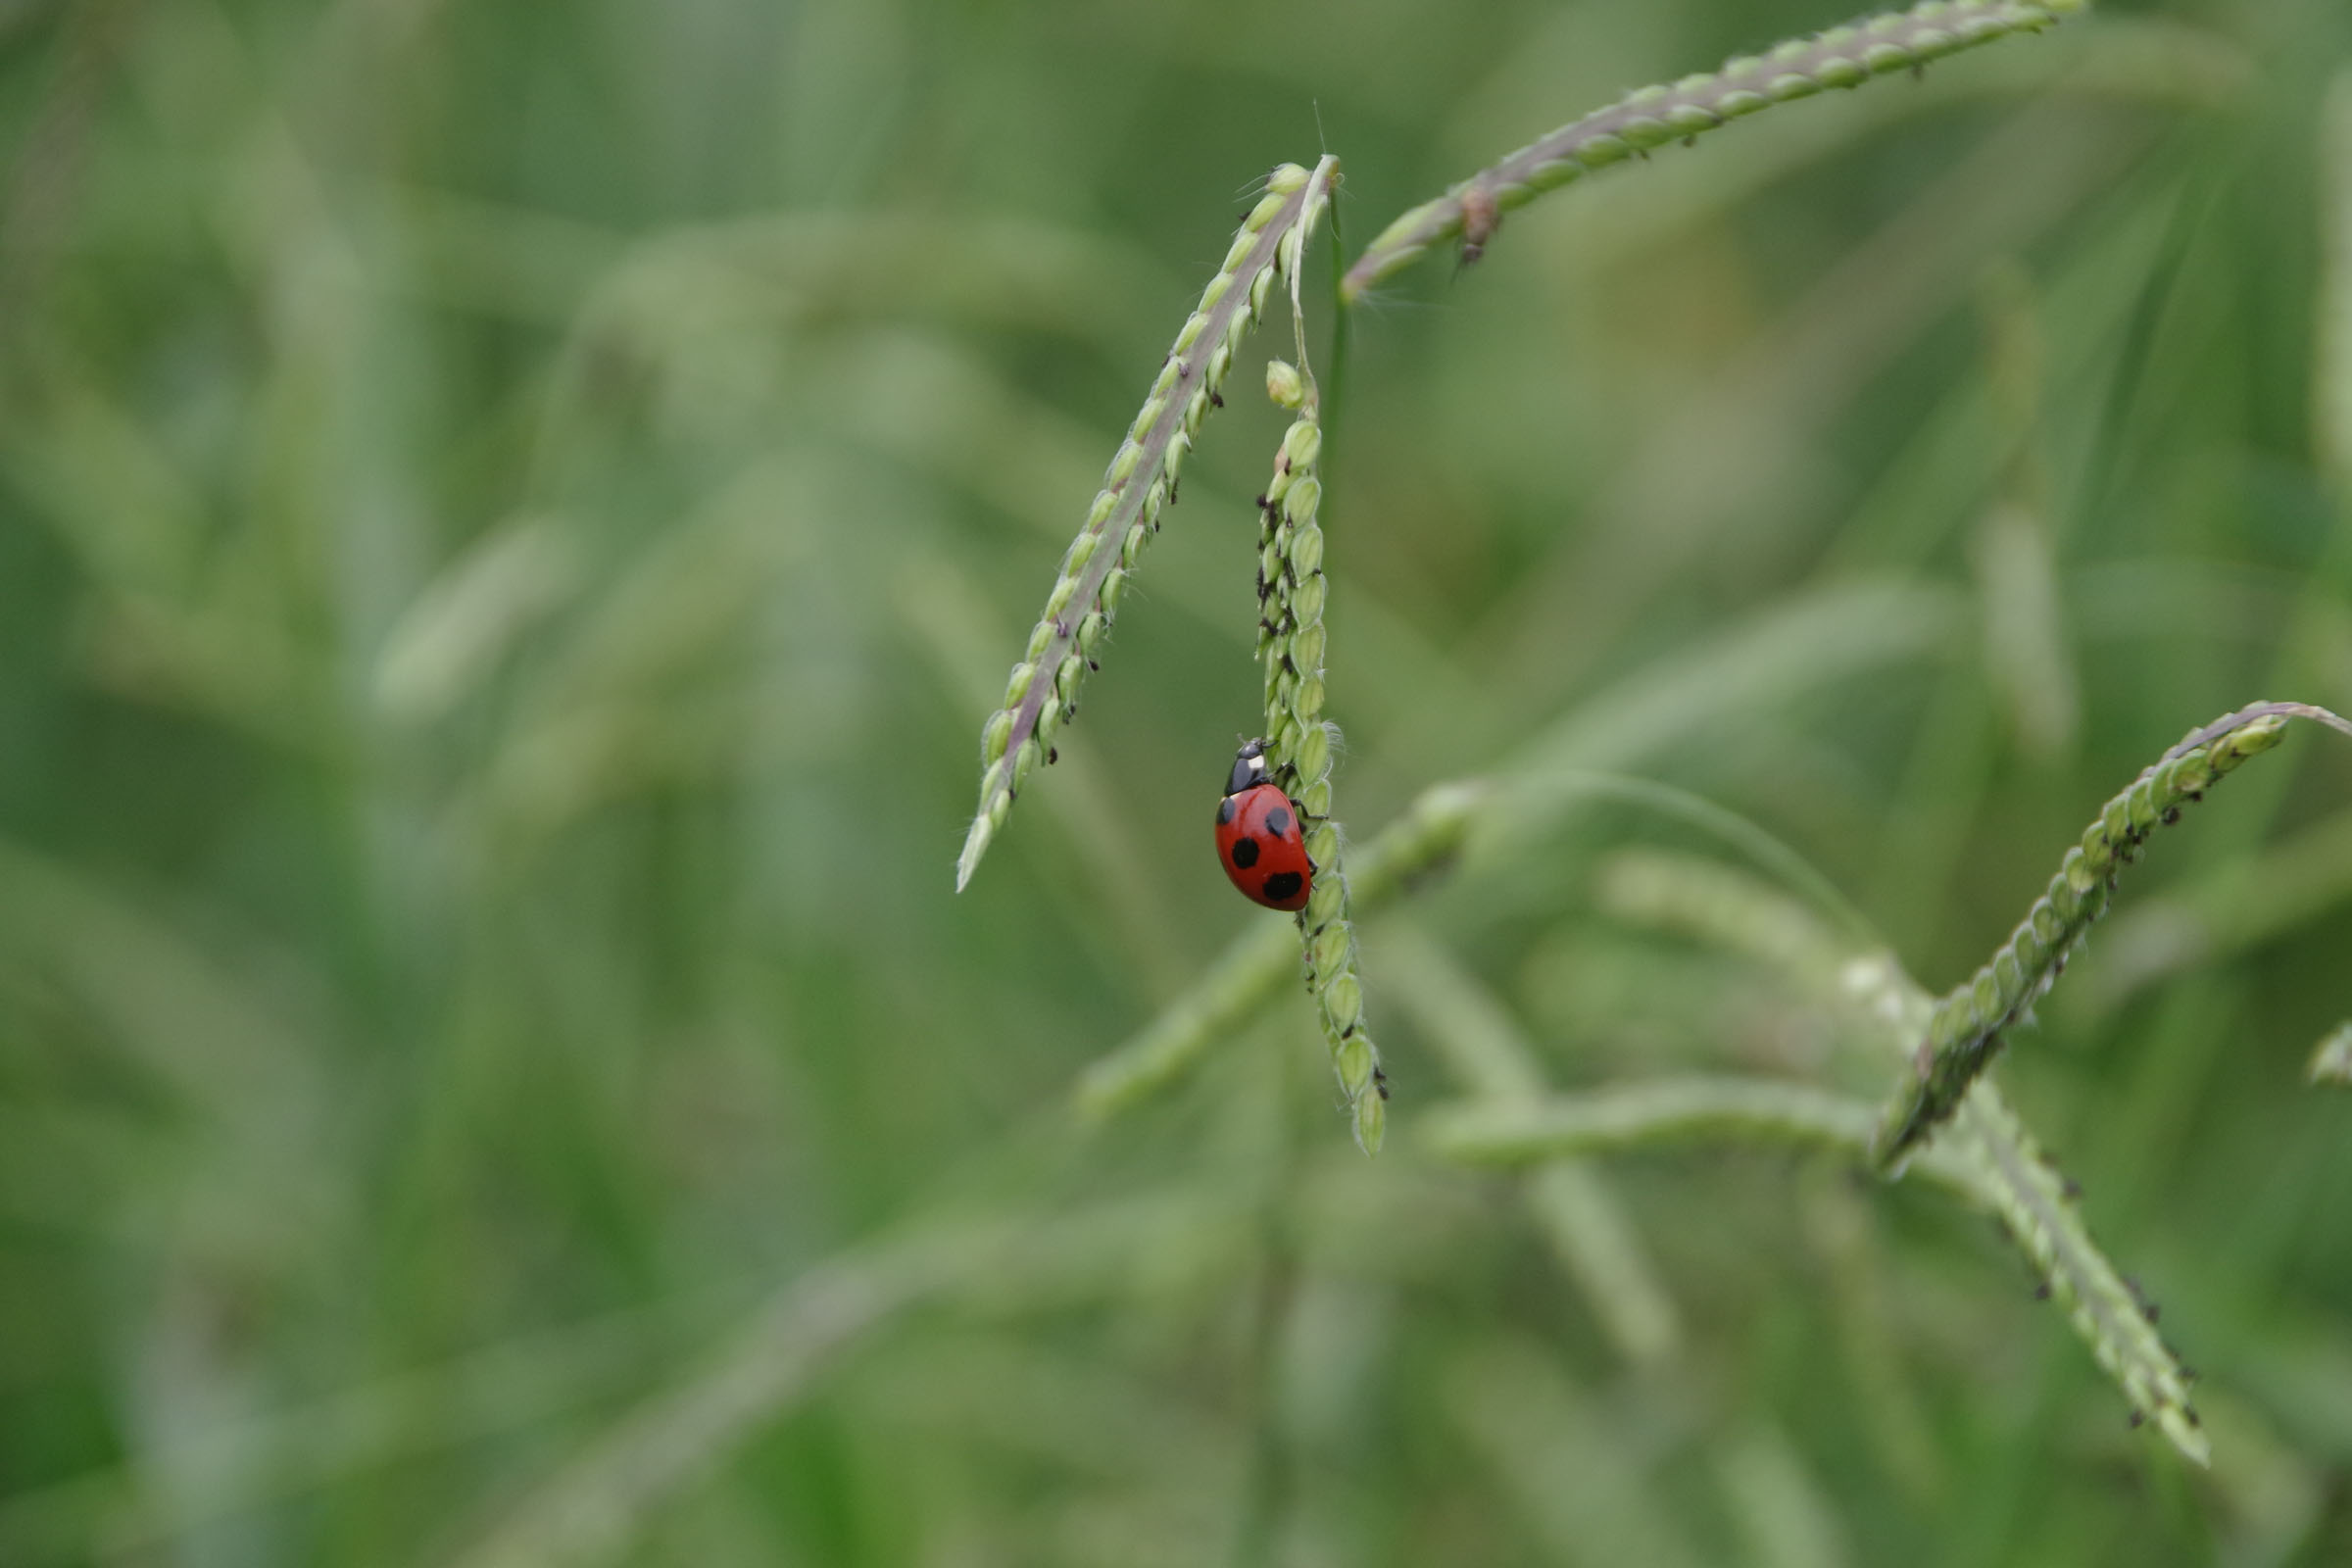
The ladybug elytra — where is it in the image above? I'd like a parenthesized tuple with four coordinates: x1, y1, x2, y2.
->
(1213, 739, 1313, 911)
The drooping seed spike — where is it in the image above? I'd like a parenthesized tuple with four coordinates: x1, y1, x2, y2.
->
(1251, 355, 1386, 1153)
(1342, 1, 2086, 302)
(956, 155, 1339, 891)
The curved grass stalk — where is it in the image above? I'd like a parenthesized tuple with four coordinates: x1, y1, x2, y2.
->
(1425, 1078, 1984, 1198)
(1341, 0, 2087, 303)
(450, 1220, 1018, 1568)
(956, 156, 1337, 892)
(450, 1186, 1237, 1568)
(1871, 702, 2352, 1168)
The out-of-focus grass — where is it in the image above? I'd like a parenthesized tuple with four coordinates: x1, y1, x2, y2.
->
(2, 0, 2351, 1563)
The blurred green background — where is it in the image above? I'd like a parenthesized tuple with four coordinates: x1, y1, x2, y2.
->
(4, 0, 2352, 1562)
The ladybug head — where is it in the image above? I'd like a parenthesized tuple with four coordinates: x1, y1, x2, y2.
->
(1225, 738, 1270, 797)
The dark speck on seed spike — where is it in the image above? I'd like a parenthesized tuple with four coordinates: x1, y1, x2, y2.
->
(1210, 391, 1223, 409)
(2034, 1282, 2052, 1301)
(1458, 183, 1498, 268)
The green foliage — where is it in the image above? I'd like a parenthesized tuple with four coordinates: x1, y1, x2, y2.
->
(6, 1, 2352, 1565)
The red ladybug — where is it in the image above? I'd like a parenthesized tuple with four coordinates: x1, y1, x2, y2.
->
(1213, 739, 1313, 911)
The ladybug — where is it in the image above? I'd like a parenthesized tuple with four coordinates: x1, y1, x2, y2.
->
(1214, 739, 1313, 911)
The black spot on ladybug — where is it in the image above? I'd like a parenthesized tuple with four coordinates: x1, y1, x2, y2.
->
(1216, 797, 1236, 826)
(1264, 807, 1293, 838)
(1261, 870, 1302, 903)
(1230, 837, 1261, 869)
